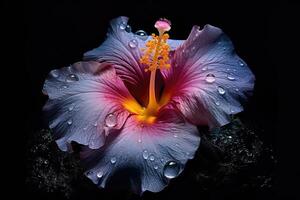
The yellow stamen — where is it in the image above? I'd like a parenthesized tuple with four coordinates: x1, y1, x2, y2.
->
(123, 19, 172, 124)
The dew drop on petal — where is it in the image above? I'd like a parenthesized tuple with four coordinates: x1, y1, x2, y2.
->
(97, 171, 103, 178)
(135, 30, 148, 40)
(235, 88, 239, 92)
(173, 133, 178, 138)
(94, 122, 98, 127)
(110, 157, 117, 164)
(67, 119, 72, 125)
(83, 127, 87, 131)
(68, 104, 74, 111)
(227, 75, 235, 80)
(125, 24, 131, 32)
(128, 39, 138, 48)
(66, 74, 79, 82)
(217, 86, 226, 95)
(215, 101, 220, 106)
(202, 66, 208, 71)
(205, 74, 216, 83)
(149, 155, 155, 161)
(86, 171, 93, 177)
(105, 113, 117, 127)
(154, 165, 158, 170)
(138, 138, 142, 143)
(119, 22, 126, 30)
(62, 85, 68, 89)
(163, 161, 180, 179)
(142, 150, 149, 160)
(42, 86, 47, 95)
(50, 69, 59, 78)
(239, 61, 244, 66)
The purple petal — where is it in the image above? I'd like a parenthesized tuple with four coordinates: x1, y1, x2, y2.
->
(83, 16, 183, 106)
(162, 25, 255, 127)
(43, 61, 132, 151)
(80, 109, 200, 194)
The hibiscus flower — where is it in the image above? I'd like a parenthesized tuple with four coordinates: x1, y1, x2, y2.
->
(42, 16, 255, 194)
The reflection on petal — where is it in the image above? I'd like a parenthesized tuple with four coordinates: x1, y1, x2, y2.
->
(43, 61, 133, 150)
(80, 109, 200, 194)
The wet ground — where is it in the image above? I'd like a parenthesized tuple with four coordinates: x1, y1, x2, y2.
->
(25, 117, 277, 200)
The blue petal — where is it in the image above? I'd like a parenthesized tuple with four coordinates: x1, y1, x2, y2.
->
(80, 109, 200, 194)
(163, 25, 255, 127)
(43, 61, 131, 150)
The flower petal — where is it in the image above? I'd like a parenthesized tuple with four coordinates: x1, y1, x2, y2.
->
(162, 25, 255, 127)
(83, 16, 183, 106)
(80, 109, 200, 194)
(43, 61, 133, 151)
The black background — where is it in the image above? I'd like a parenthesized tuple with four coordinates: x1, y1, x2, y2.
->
(23, 0, 292, 199)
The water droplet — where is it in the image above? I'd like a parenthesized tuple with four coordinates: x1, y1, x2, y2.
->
(97, 171, 103, 178)
(138, 138, 142, 143)
(67, 119, 72, 125)
(154, 165, 158, 170)
(94, 122, 98, 127)
(83, 127, 87, 131)
(42, 86, 47, 95)
(202, 66, 208, 71)
(161, 158, 164, 162)
(235, 88, 239, 92)
(163, 161, 180, 179)
(86, 171, 93, 176)
(119, 22, 127, 30)
(135, 30, 148, 40)
(128, 39, 138, 48)
(215, 101, 220, 106)
(62, 85, 68, 89)
(110, 157, 117, 164)
(173, 134, 178, 138)
(142, 150, 149, 160)
(149, 155, 155, 161)
(239, 61, 244, 66)
(226, 68, 230, 71)
(227, 75, 235, 80)
(125, 24, 131, 32)
(68, 104, 74, 111)
(217, 86, 226, 95)
(105, 113, 117, 127)
(50, 69, 59, 78)
(66, 74, 79, 82)
(230, 109, 235, 113)
(228, 136, 232, 139)
(191, 46, 196, 51)
(205, 74, 216, 83)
